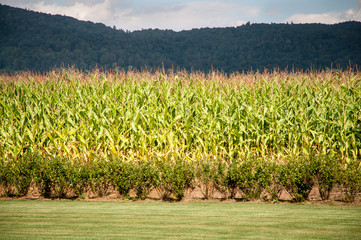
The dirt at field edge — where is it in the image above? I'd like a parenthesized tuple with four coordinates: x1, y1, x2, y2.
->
(1, 183, 360, 205)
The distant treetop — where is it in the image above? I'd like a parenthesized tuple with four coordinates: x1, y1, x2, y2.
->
(1, 4, 361, 73)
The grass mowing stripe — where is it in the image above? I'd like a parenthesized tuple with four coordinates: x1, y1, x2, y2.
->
(0, 200, 360, 239)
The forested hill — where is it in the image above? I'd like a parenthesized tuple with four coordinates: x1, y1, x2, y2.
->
(1, 4, 361, 73)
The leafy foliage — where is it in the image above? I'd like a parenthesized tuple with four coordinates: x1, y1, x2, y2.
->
(111, 158, 134, 197)
(1, 70, 360, 162)
(225, 158, 272, 200)
(314, 155, 340, 200)
(36, 156, 71, 198)
(87, 160, 113, 197)
(339, 160, 361, 202)
(156, 157, 195, 201)
(1, 4, 361, 73)
(0, 69, 360, 202)
(133, 160, 159, 200)
(1, 153, 360, 202)
(0, 153, 39, 197)
(196, 157, 221, 199)
(278, 156, 318, 202)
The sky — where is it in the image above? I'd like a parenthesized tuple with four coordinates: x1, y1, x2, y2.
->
(1, 0, 361, 31)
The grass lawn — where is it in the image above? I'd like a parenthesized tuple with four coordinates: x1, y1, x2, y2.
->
(0, 200, 360, 239)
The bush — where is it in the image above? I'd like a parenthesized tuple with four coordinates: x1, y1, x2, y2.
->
(211, 160, 229, 199)
(1, 158, 18, 197)
(87, 160, 113, 197)
(0, 153, 40, 197)
(157, 157, 195, 201)
(133, 160, 159, 200)
(279, 156, 317, 202)
(196, 157, 220, 199)
(314, 155, 340, 200)
(339, 160, 361, 202)
(66, 160, 89, 199)
(0, 152, 358, 202)
(36, 156, 71, 198)
(265, 162, 283, 201)
(225, 158, 272, 200)
(0, 159, 4, 196)
(250, 159, 272, 200)
(35, 156, 52, 198)
(50, 158, 72, 198)
(225, 160, 240, 199)
(111, 158, 134, 197)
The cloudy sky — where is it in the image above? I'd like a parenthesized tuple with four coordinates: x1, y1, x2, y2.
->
(1, 0, 361, 31)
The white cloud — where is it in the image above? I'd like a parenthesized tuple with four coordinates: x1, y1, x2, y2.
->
(20, 0, 261, 31)
(116, 1, 260, 30)
(285, 0, 361, 24)
(29, 0, 116, 25)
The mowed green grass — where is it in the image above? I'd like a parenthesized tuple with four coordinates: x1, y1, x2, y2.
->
(0, 200, 360, 239)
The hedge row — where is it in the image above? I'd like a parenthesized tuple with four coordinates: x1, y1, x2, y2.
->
(1, 153, 360, 202)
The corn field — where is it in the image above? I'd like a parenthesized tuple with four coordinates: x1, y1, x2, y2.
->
(0, 69, 360, 162)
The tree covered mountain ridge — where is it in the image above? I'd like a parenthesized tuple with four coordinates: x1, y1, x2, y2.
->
(1, 4, 361, 73)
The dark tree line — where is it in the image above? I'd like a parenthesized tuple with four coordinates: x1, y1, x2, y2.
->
(1, 4, 361, 73)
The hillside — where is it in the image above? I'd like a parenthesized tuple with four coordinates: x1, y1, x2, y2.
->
(1, 4, 361, 73)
